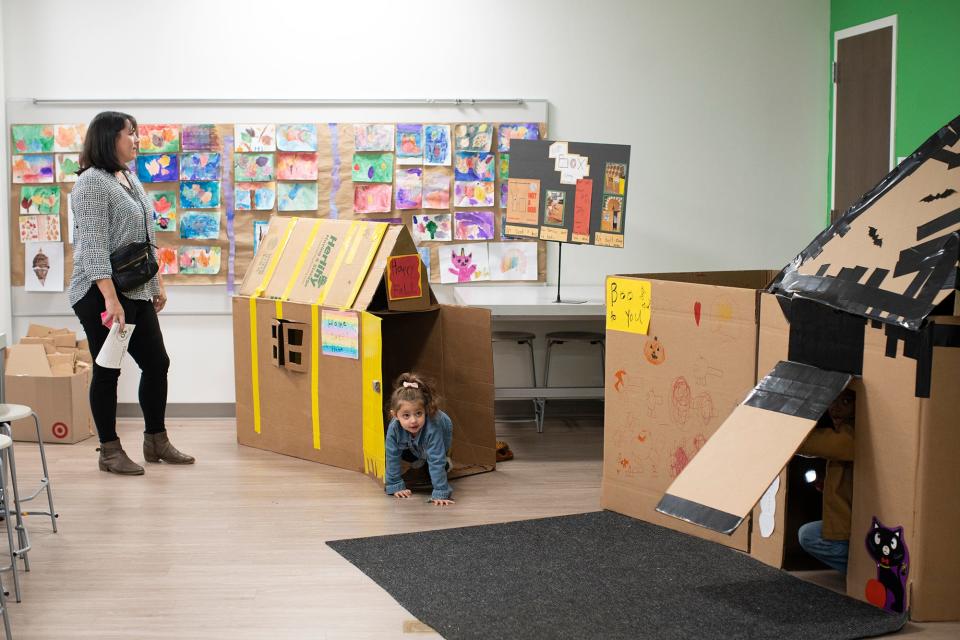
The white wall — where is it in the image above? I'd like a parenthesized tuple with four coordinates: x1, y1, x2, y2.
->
(3, 0, 831, 403)
(0, 2, 9, 340)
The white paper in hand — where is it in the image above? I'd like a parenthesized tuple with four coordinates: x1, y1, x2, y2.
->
(94, 323, 136, 369)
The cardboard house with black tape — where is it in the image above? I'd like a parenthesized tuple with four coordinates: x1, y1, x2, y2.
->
(604, 114, 960, 621)
(232, 216, 496, 487)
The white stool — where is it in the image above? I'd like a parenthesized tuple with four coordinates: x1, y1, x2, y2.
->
(0, 432, 29, 604)
(0, 404, 57, 534)
(492, 331, 540, 425)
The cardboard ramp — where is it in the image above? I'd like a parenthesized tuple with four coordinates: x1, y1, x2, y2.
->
(657, 361, 852, 534)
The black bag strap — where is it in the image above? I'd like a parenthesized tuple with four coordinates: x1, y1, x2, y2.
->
(122, 170, 155, 247)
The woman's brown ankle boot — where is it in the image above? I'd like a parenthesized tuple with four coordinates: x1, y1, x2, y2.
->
(143, 431, 195, 464)
(97, 439, 145, 475)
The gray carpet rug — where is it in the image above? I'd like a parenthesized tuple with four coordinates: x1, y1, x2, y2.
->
(327, 511, 906, 640)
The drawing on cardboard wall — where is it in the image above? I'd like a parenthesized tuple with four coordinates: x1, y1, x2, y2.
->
(253, 220, 270, 255)
(354, 124, 395, 152)
(692, 392, 716, 427)
(150, 191, 177, 231)
(601, 195, 623, 232)
(454, 181, 494, 207)
(353, 184, 392, 214)
(497, 123, 540, 152)
(157, 247, 179, 274)
(395, 167, 423, 210)
(643, 336, 665, 365)
(138, 124, 180, 153)
(235, 124, 276, 152)
(234, 153, 275, 181)
(136, 154, 179, 183)
(179, 211, 221, 240)
(53, 124, 86, 152)
(670, 376, 691, 425)
(12, 154, 55, 183)
(19, 186, 60, 215)
(181, 124, 220, 151)
(545, 190, 566, 226)
(454, 210, 495, 240)
(423, 125, 451, 166)
(277, 123, 318, 152)
(604, 162, 627, 195)
(613, 369, 627, 392)
(276, 152, 319, 180)
(441, 244, 490, 284)
(422, 168, 451, 209)
(277, 182, 318, 211)
(488, 241, 537, 281)
(179, 152, 222, 181)
(24, 241, 64, 292)
(19, 215, 61, 242)
(352, 152, 393, 183)
(646, 389, 663, 418)
(396, 124, 424, 164)
(668, 436, 704, 478)
(11, 124, 55, 153)
(180, 181, 221, 209)
(235, 182, 276, 210)
(454, 123, 493, 152)
(693, 356, 723, 386)
(758, 477, 780, 538)
(178, 246, 221, 275)
(454, 152, 495, 182)
(55, 154, 80, 182)
(412, 213, 451, 242)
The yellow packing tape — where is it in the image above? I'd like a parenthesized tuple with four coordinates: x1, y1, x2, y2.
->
(360, 311, 385, 479)
(311, 303, 321, 450)
(342, 223, 388, 311)
(276, 222, 322, 320)
(315, 221, 360, 307)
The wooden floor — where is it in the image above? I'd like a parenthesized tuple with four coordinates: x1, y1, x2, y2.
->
(3, 417, 957, 639)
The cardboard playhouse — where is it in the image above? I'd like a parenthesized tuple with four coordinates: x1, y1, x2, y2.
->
(3, 324, 95, 444)
(233, 216, 496, 486)
(604, 113, 960, 621)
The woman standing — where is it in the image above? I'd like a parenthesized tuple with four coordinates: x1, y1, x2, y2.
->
(69, 111, 194, 474)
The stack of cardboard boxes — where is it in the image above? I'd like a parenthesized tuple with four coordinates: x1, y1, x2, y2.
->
(3, 324, 95, 444)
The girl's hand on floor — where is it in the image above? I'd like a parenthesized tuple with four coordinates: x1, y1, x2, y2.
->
(431, 498, 455, 507)
(394, 489, 412, 499)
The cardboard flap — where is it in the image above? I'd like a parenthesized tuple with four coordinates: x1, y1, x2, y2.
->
(657, 360, 852, 534)
(5, 344, 53, 376)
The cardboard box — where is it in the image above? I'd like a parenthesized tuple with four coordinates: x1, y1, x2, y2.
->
(233, 216, 496, 486)
(650, 114, 960, 620)
(4, 343, 95, 444)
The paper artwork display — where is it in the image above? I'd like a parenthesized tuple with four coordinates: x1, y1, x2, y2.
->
(12, 125, 55, 153)
(276, 152, 319, 180)
(179, 152, 222, 181)
(24, 241, 64, 292)
(454, 152, 495, 182)
(53, 124, 86, 152)
(440, 243, 490, 283)
(497, 123, 540, 152)
(253, 220, 270, 255)
(180, 181, 221, 209)
(136, 154, 179, 183)
(422, 168, 451, 209)
(454, 210, 495, 240)
(601, 195, 624, 232)
(55, 153, 80, 182)
(454, 123, 493, 152)
(412, 213, 451, 242)
(138, 124, 180, 153)
(277, 182, 318, 211)
(424, 125, 452, 166)
(235, 182, 276, 210)
(178, 246, 221, 274)
(395, 167, 423, 210)
(500, 182, 508, 209)
(352, 152, 393, 183)
(506, 178, 540, 225)
(418, 247, 431, 275)
(556, 153, 590, 185)
(179, 210, 221, 240)
(277, 123, 318, 151)
(395, 124, 424, 164)
(157, 247, 179, 274)
(234, 153, 275, 182)
(386, 254, 423, 300)
(604, 162, 627, 195)
(19, 215, 61, 242)
(572, 178, 593, 241)
(181, 124, 220, 151)
(19, 186, 60, 215)
(499, 154, 509, 181)
(354, 124, 395, 152)
(12, 154, 55, 183)
(545, 190, 566, 225)
(321, 309, 360, 359)
(154, 210, 177, 232)
(454, 181, 494, 207)
(150, 191, 177, 232)
(488, 241, 538, 281)
(235, 124, 276, 152)
(353, 184, 392, 214)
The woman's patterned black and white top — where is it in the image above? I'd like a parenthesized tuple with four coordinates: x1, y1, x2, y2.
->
(68, 167, 160, 307)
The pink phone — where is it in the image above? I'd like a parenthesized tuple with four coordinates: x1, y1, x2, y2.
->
(100, 311, 113, 329)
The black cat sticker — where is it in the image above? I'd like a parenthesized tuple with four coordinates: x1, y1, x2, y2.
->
(864, 517, 910, 614)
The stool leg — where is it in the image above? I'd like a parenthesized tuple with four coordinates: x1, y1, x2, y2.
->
(32, 412, 58, 533)
(0, 570, 10, 639)
(599, 342, 606, 384)
(544, 341, 554, 387)
(525, 340, 537, 388)
(0, 426, 30, 574)
(534, 398, 545, 434)
(0, 451, 21, 603)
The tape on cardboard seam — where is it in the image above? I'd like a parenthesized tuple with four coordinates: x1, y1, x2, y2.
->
(315, 222, 360, 307)
(276, 222, 323, 319)
(656, 494, 743, 535)
(343, 224, 388, 311)
(311, 304, 321, 450)
(743, 360, 852, 421)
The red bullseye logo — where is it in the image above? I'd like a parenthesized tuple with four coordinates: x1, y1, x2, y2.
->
(51, 422, 69, 439)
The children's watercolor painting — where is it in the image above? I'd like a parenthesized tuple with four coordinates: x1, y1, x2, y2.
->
(352, 153, 393, 183)
(440, 243, 490, 284)
(178, 246, 221, 275)
(19, 215, 61, 243)
(158, 247, 179, 274)
(454, 181, 495, 207)
(12, 155, 55, 183)
(353, 184, 392, 214)
(253, 220, 270, 255)
(395, 124, 424, 164)
(454, 210, 495, 240)
(234, 153, 275, 181)
(53, 124, 86, 152)
(395, 167, 423, 210)
(180, 181, 221, 209)
(497, 123, 540, 152)
(179, 210, 221, 240)
(12, 124, 55, 153)
(454, 152, 495, 182)
(422, 168, 451, 209)
(139, 124, 180, 153)
(179, 152, 222, 181)
(234, 124, 276, 152)
(488, 241, 538, 281)
(235, 182, 276, 210)
(24, 241, 64, 292)
(136, 154, 179, 183)
(454, 123, 493, 152)
(55, 154, 80, 182)
(19, 186, 61, 215)
(277, 123, 318, 151)
(277, 182, 318, 211)
(354, 124, 395, 151)
(276, 152, 319, 180)
(411, 213, 452, 242)
(181, 124, 219, 151)
(424, 125, 452, 166)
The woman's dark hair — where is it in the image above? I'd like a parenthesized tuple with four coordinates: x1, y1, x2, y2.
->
(78, 111, 137, 174)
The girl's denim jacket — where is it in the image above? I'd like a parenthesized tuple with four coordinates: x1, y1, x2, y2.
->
(384, 410, 453, 500)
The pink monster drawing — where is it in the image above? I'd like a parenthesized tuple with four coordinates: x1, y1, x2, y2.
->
(448, 248, 476, 282)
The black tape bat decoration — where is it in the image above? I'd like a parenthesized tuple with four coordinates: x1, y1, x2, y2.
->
(868, 226, 883, 247)
(920, 188, 957, 203)
(934, 149, 960, 170)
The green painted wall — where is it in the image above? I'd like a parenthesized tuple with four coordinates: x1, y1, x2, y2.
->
(828, 0, 960, 222)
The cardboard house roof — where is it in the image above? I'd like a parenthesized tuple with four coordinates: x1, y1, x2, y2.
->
(658, 113, 960, 535)
(238, 216, 433, 312)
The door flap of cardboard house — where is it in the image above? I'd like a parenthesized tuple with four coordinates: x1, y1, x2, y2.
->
(656, 360, 852, 535)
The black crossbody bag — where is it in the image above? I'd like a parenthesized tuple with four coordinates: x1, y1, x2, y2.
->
(110, 174, 159, 292)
